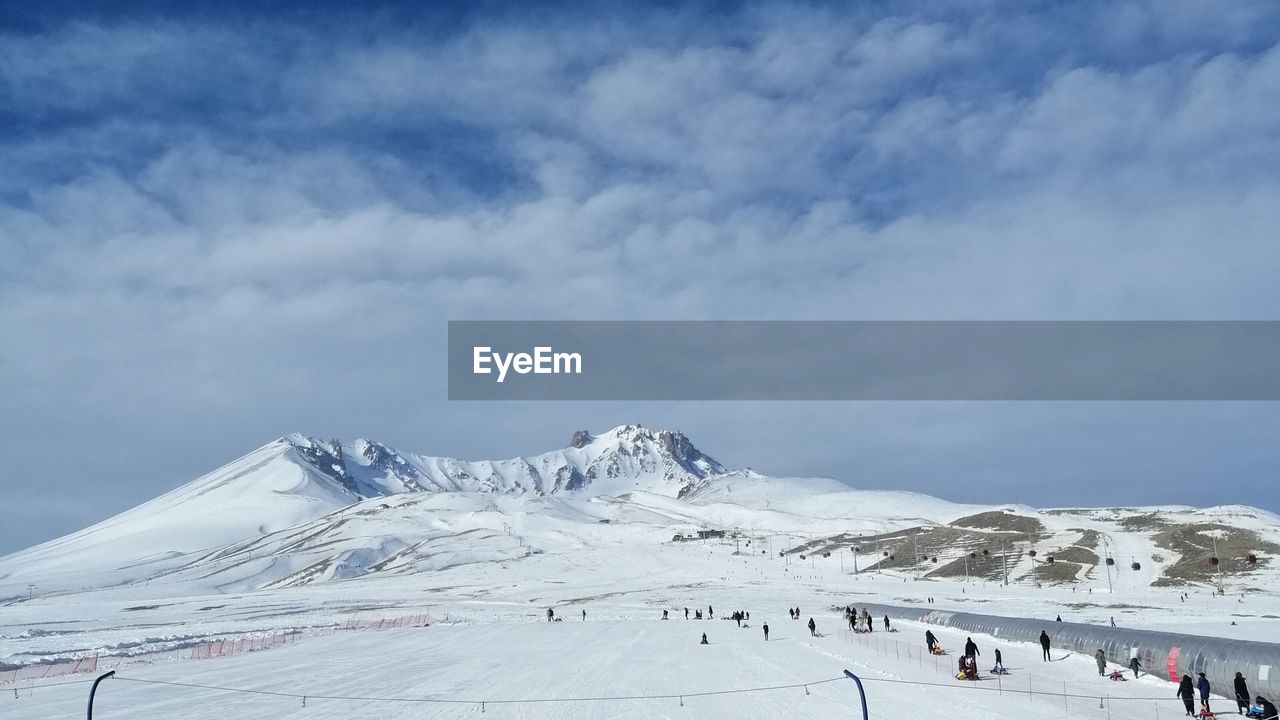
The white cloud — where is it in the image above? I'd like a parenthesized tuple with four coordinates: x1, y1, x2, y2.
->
(1, 4, 1278, 551)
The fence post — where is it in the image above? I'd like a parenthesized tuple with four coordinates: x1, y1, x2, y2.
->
(86, 670, 115, 720)
(842, 670, 870, 720)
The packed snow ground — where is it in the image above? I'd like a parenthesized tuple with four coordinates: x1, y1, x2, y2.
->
(5, 538, 1278, 719)
(4, 606, 1247, 720)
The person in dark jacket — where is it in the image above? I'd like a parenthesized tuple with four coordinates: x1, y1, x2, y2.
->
(992, 648, 1006, 674)
(1095, 649, 1107, 675)
(1199, 673, 1212, 713)
(964, 637, 979, 659)
(1039, 630, 1051, 661)
(1254, 695, 1277, 720)
(700, 633, 708, 645)
(1178, 675, 1196, 716)
(884, 615, 891, 631)
(763, 623, 769, 641)
(807, 617, 817, 637)
(1129, 656, 1141, 678)
(925, 630, 938, 653)
(1234, 673, 1250, 714)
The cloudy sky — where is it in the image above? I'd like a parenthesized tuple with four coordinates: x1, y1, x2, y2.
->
(2, 1, 1279, 554)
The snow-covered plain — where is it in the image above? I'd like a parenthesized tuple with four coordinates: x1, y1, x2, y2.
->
(2, 426, 1278, 719)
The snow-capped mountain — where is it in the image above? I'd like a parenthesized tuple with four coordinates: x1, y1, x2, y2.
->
(0, 425, 727, 587)
(1, 425, 1277, 601)
(312, 424, 726, 500)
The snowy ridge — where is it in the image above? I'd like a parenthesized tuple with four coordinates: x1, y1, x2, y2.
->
(1, 425, 1276, 601)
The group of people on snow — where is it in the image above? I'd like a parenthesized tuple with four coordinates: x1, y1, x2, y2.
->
(842, 606, 890, 633)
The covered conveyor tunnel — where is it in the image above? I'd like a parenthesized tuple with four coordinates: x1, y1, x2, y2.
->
(850, 602, 1280, 701)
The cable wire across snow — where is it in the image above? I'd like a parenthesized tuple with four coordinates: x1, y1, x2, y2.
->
(113, 674, 850, 705)
(106, 672, 1186, 706)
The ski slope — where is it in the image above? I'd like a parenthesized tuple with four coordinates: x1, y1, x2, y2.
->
(8, 605, 1243, 720)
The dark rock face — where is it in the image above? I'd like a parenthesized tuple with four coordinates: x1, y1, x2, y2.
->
(569, 430, 594, 449)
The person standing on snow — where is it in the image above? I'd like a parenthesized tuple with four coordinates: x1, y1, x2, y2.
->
(1198, 673, 1212, 713)
(685, 607, 689, 619)
(964, 637, 979, 659)
(925, 630, 938, 653)
(1178, 675, 1196, 716)
(808, 617, 817, 637)
(1234, 672, 1250, 715)
(582, 609, 586, 621)
(763, 623, 769, 641)
(547, 608, 554, 622)
(992, 648, 1005, 674)
(1039, 630, 1052, 661)
(1096, 649, 1107, 675)
(1129, 656, 1141, 678)
(884, 615, 890, 631)
(700, 633, 708, 645)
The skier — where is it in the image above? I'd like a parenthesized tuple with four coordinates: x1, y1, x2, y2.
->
(1234, 673, 1250, 715)
(700, 633, 708, 645)
(884, 615, 890, 631)
(1179, 675, 1197, 716)
(1198, 673, 1212, 714)
(1096, 649, 1107, 675)
(1039, 630, 1052, 661)
(925, 630, 938, 653)
(763, 623, 770, 641)
(964, 637, 979, 659)
(547, 608, 554, 622)
(1130, 656, 1142, 678)
(808, 617, 817, 637)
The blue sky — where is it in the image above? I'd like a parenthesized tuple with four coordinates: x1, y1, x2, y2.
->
(1, 1, 1279, 554)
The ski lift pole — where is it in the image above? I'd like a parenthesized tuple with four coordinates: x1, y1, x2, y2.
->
(86, 670, 115, 719)
(843, 670, 870, 720)
(1002, 540, 1009, 587)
